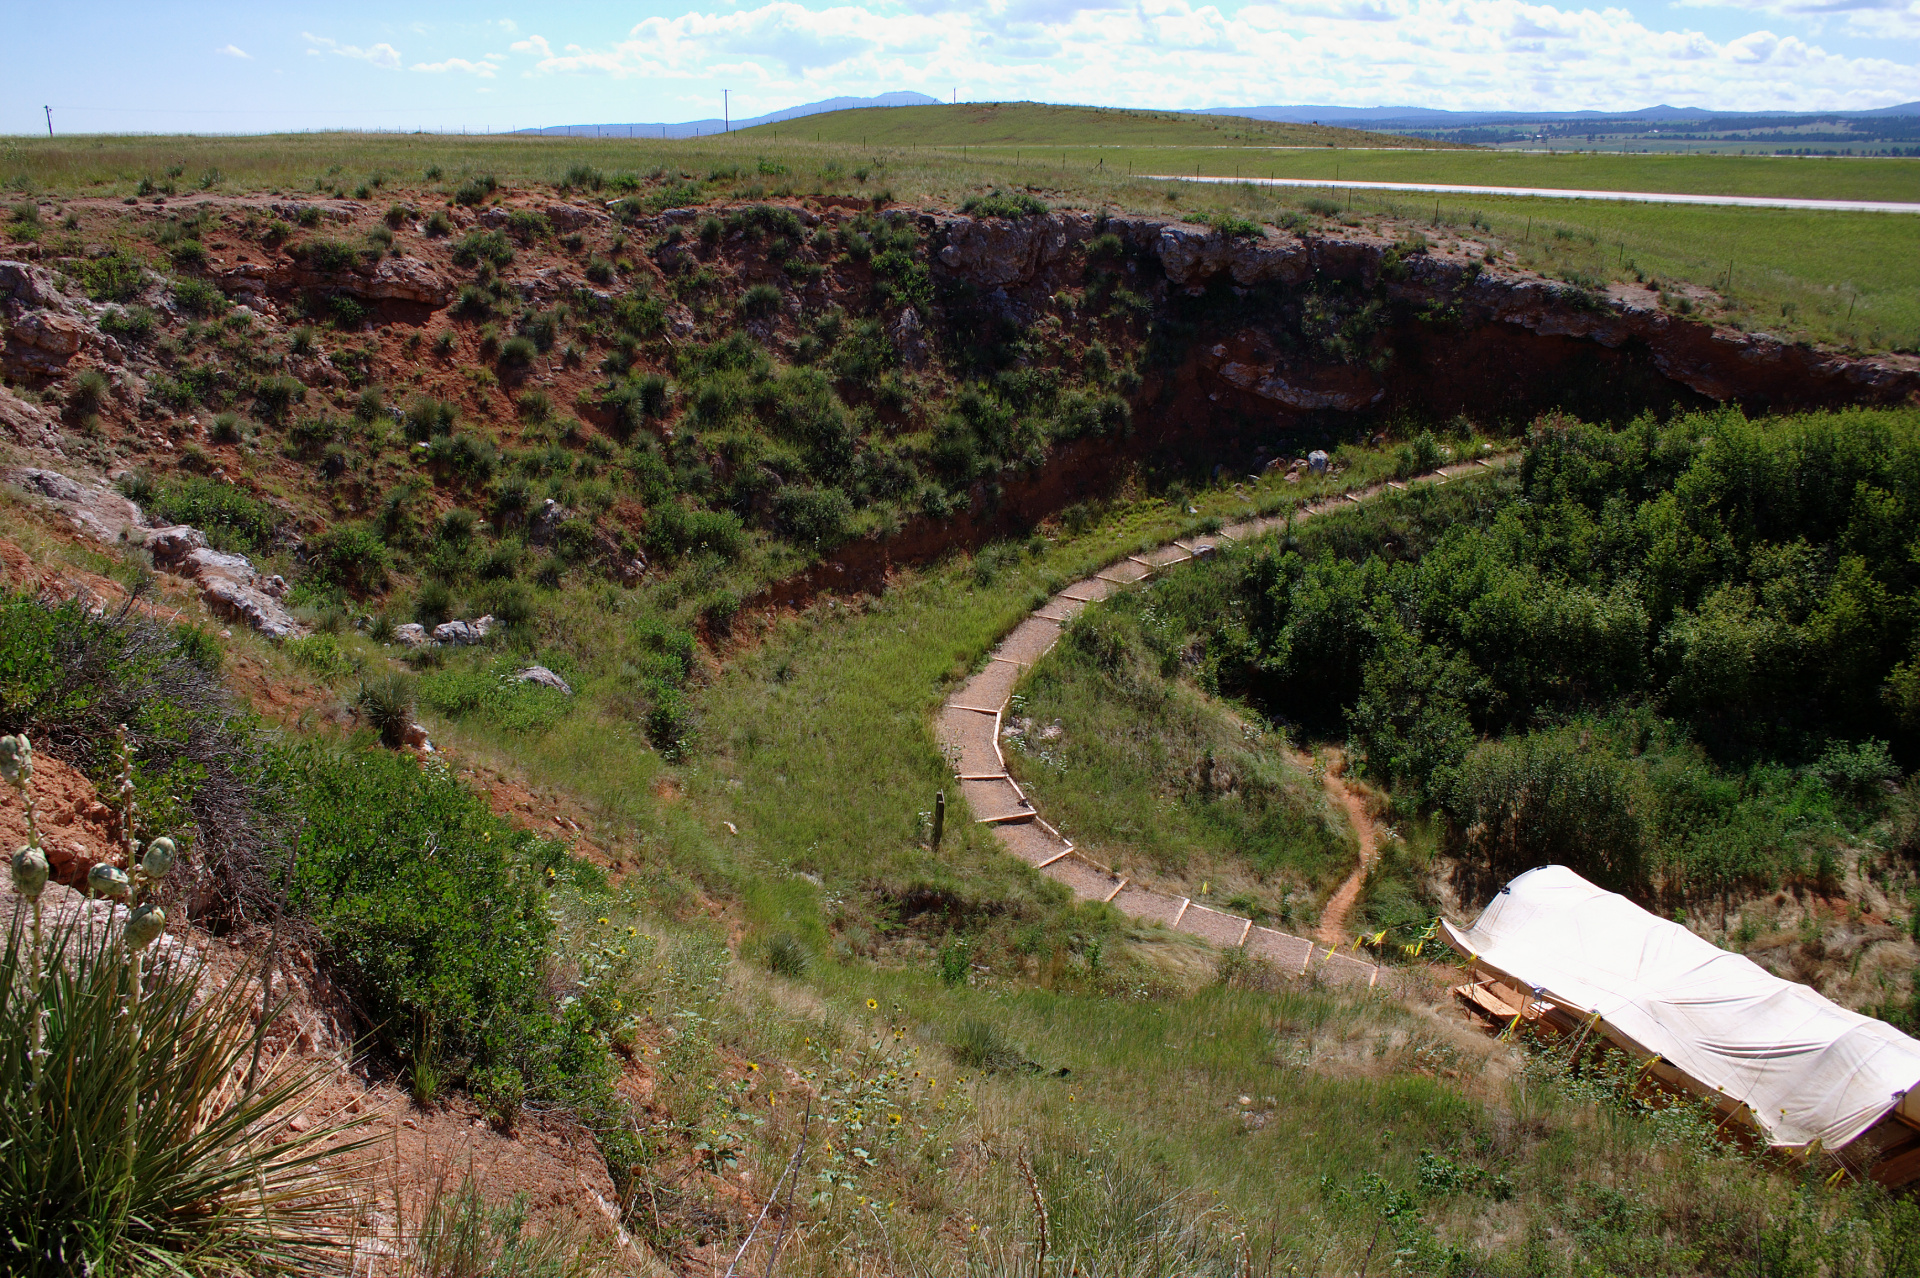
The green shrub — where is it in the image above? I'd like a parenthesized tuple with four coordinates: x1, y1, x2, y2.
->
(252, 374, 305, 422)
(168, 238, 208, 270)
(293, 238, 366, 273)
(560, 163, 604, 192)
(145, 475, 279, 554)
(284, 744, 594, 1109)
(355, 673, 417, 747)
(425, 209, 454, 237)
(948, 1017, 1023, 1071)
(739, 281, 782, 318)
(77, 249, 147, 302)
(99, 305, 155, 343)
(498, 335, 537, 369)
(451, 229, 514, 269)
(772, 485, 853, 549)
(504, 209, 552, 243)
(428, 433, 499, 482)
(453, 174, 499, 207)
(960, 191, 1048, 218)
(418, 660, 574, 734)
(68, 369, 111, 417)
(765, 932, 810, 978)
(643, 502, 744, 562)
(0, 594, 278, 925)
(301, 523, 391, 592)
(287, 633, 365, 683)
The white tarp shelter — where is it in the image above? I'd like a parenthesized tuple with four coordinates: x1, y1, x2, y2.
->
(1442, 865, 1920, 1151)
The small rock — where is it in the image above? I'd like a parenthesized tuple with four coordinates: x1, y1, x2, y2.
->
(1307, 450, 1330, 474)
(392, 622, 430, 648)
(511, 665, 573, 695)
(527, 499, 573, 547)
(402, 722, 433, 752)
(431, 615, 496, 646)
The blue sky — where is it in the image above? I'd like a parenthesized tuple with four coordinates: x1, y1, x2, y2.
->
(7, 0, 1918, 135)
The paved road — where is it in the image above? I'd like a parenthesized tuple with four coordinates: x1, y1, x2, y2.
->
(1147, 174, 1920, 215)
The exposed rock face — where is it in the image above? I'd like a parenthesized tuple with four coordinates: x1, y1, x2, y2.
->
(392, 623, 430, 648)
(545, 203, 608, 232)
(513, 665, 574, 696)
(0, 386, 62, 453)
(143, 522, 304, 639)
(1, 260, 102, 375)
(527, 499, 574, 547)
(925, 213, 1920, 417)
(234, 254, 454, 309)
(8, 468, 145, 543)
(935, 213, 1094, 288)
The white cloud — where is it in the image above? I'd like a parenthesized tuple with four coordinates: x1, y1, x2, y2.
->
(492, 0, 1920, 112)
(411, 57, 501, 76)
(215, 43, 252, 59)
(302, 32, 403, 70)
(1674, 0, 1920, 42)
(497, 17, 519, 34)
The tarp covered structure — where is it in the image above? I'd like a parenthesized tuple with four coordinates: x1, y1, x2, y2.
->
(1442, 865, 1920, 1151)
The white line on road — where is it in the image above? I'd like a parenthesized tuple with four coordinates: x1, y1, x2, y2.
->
(1144, 174, 1920, 214)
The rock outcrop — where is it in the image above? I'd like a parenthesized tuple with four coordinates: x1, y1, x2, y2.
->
(8, 467, 144, 543)
(927, 213, 1920, 416)
(226, 254, 454, 309)
(513, 665, 573, 695)
(1, 260, 103, 376)
(143, 523, 304, 639)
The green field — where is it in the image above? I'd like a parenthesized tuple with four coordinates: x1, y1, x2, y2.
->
(745, 101, 1452, 150)
(757, 107, 1920, 202)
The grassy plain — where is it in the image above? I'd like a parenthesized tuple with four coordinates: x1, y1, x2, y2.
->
(745, 101, 1454, 150)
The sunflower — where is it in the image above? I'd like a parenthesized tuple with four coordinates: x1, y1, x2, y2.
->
(866, 998, 878, 1010)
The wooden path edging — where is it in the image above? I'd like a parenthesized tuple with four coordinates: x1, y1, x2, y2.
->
(935, 455, 1519, 989)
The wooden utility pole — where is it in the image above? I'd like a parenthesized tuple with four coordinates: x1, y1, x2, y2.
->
(44, 106, 52, 137)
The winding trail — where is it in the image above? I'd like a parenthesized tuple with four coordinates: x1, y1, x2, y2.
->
(936, 454, 1516, 987)
(1312, 750, 1383, 947)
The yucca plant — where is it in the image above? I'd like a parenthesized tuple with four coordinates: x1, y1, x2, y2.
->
(0, 730, 373, 1274)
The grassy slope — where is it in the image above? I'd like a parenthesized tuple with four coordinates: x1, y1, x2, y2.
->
(742, 101, 1454, 150)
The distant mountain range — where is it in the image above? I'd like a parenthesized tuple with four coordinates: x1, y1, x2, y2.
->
(1191, 102, 1920, 127)
(515, 91, 941, 139)
(516, 92, 1920, 141)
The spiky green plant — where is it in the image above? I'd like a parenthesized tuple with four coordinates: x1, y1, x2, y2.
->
(1, 728, 372, 1274)
(357, 673, 418, 749)
(0, 906, 371, 1274)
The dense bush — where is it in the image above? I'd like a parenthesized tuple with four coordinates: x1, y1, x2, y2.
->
(144, 475, 279, 554)
(960, 191, 1048, 218)
(284, 745, 604, 1107)
(301, 522, 392, 592)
